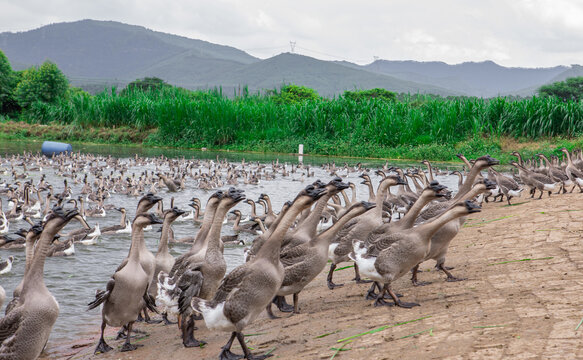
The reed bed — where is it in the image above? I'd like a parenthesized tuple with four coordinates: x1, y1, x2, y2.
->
(17, 87, 583, 159)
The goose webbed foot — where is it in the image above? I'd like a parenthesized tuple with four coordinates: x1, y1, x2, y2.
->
(136, 313, 144, 322)
(220, 349, 244, 360)
(120, 343, 143, 352)
(412, 280, 432, 287)
(395, 300, 420, 309)
(146, 318, 162, 324)
(354, 278, 373, 284)
(162, 313, 177, 325)
(272, 296, 293, 313)
(94, 339, 113, 354)
(115, 326, 128, 340)
(183, 338, 206, 348)
(373, 297, 395, 307)
(438, 264, 465, 282)
(327, 280, 344, 290)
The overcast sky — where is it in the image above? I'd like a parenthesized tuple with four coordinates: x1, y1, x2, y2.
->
(1, 0, 582, 68)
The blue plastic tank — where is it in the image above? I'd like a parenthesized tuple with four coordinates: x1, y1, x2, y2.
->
(41, 141, 72, 157)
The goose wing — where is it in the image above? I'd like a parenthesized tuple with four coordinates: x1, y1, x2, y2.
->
(279, 245, 309, 267)
(87, 278, 114, 311)
(0, 306, 23, 344)
(210, 264, 249, 305)
(177, 268, 204, 315)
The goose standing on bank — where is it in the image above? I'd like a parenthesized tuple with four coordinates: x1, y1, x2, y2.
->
(268, 201, 376, 318)
(190, 185, 327, 360)
(351, 201, 481, 308)
(87, 213, 162, 354)
(0, 207, 86, 359)
(150, 207, 185, 325)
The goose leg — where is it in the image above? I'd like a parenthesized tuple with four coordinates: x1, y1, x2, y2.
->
(94, 320, 113, 354)
(182, 315, 206, 347)
(386, 283, 420, 308)
(373, 285, 394, 307)
(219, 332, 243, 360)
(437, 263, 466, 282)
(162, 312, 177, 325)
(236, 331, 273, 359)
(411, 264, 431, 286)
(353, 263, 373, 284)
(265, 302, 280, 319)
(144, 307, 162, 324)
(365, 282, 380, 300)
(292, 293, 300, 314)
(120, 321, 143, 352)
(327, 263, 344, 289)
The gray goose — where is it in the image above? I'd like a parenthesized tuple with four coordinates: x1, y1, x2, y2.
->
(101, 207, 130, 234)
(148, 207, 185, 325)
(268, 201, 376, 318)
(0, 207, 85, 359)
(560, 148, 583, 192)
(327, 175, 406, 289)
(87, 213, 162, 354)
(351, 201, 481, 308)
(191, 185, 326, 360)
(159, 188, 245, 348)
(410, 180, 497, 285)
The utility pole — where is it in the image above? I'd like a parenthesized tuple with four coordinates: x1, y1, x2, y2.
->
(290, 41, 296, 53)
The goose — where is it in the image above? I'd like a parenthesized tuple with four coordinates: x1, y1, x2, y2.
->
(47, 238, 75, 257)
(0, 207, 85, 359)
(560, 148, 583, 192)
(158, 172, 182, 192)
(149, 207, 185, 325)
(511, 161, 559, 199)
(101, 208, 130, 234)
(231, 210, 261, 234)
(268, 201, 376, 318)
(87, 213, 162, 354)
(158, 188, 245, 348)
(489, 167, 523, 205)
(351, 201, 481, 308)
(190, 185, 326, 360)
(409, 180, 497, 285)
(327, 175, 406, 289)
(0, 256, 14, 275)
(257, 194, 277, 228)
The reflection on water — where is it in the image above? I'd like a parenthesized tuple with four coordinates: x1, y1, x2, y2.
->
(0, 140, 461, 350)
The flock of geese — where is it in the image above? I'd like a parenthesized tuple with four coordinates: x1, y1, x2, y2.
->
(0, 148, 582, 359)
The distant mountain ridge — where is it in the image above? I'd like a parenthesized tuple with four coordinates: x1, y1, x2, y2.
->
(0, 19, 580, 97)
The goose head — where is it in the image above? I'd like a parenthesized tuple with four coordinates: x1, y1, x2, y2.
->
(166, 207, 186, 222)
(133, 212, 164, 228)
(327, 177, 350, 192)
(136, 193, 163, 213)
(426, 181, 449, 198)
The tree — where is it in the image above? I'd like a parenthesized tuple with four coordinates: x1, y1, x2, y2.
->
(0, 49, 19, 113)
(122, 77, 170, 94)
(538, 77, 583, 101)
(343, 88, 396, 102)
(15, 61, 69, 108)
(272, 84, 320, 104)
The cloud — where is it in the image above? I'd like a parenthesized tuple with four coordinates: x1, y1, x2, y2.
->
(0, 0, 582, 67)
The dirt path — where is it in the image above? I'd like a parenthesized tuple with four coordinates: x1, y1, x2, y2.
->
(43, 192, 583, 360)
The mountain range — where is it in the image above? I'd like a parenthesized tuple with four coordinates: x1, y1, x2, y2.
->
(1, 19, 581, 97)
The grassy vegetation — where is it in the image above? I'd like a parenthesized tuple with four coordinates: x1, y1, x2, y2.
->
(4, 85, 583, 161)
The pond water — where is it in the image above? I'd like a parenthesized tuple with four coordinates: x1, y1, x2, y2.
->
(0, 140, 462, 353)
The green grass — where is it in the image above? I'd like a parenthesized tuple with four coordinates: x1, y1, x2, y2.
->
(7, 87, 583, 161)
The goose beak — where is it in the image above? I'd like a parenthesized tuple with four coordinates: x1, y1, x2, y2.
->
(150, 215, 164, 225)
(362, 201, 376, 210)
(464, 200, 482, 214)
(396, 176, 407, 185)
(174, 208, 186, 217)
